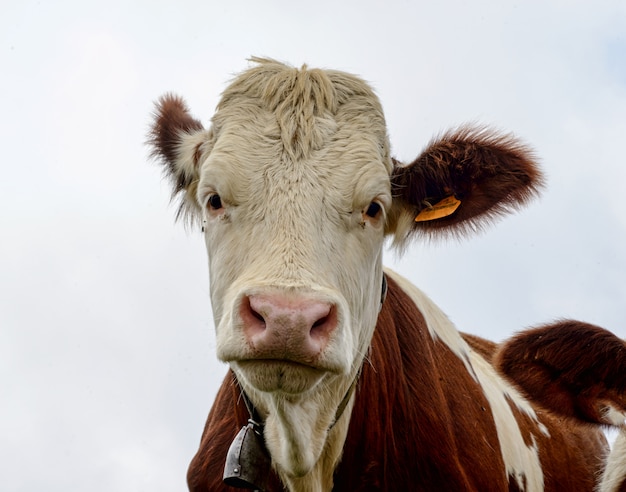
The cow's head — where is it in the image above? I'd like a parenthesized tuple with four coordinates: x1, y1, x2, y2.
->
(149, 58, 543, 479)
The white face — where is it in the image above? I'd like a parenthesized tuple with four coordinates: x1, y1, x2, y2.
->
(195, 82, 392, 399)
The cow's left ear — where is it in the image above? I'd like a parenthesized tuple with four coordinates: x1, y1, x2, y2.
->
(386, 126, 544, 244)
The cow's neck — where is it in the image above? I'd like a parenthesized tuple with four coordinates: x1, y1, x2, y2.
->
(264, 384, 356, 491)
(229, 364, 359, 490)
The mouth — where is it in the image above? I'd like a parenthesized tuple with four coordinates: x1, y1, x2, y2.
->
(234, 359, 328, 394)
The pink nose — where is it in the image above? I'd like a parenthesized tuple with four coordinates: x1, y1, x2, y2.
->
(239, 293, 337, 363)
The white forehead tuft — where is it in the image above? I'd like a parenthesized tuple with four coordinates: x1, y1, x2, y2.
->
(211, 58, 391, 168)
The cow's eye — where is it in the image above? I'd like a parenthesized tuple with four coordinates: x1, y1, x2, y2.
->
(207, 193, 223, 210)
(364, 201, 381, 218)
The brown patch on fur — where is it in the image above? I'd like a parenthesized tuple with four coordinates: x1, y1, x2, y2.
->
(192, 141, 204, 167)
(494, 320, 626, 424)
(334, 276, 508, 490)
(507, 473, 526, 492)
(502, 378, 607, 491)
(506, 394, 607, 491)
(391, 126, 544, 238)
(462, 332, 498, 361)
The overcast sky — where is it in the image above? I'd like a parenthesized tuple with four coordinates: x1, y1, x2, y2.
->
(1, 1, 625, 490)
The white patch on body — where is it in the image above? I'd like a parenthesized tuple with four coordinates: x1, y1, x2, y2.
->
(387, 269, 547, 492)
(602, 405, 626, 427)
(599, 428, 626, 492)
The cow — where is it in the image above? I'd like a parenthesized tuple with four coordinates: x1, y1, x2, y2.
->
(149, 58, 608, 491)
(493, 320, 626, 492)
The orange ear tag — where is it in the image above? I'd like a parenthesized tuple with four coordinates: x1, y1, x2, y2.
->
(414, 196, 462, 222)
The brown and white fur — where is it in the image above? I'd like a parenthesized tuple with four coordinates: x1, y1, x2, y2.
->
(494, 320, 626, 492)
(149, 58, 608, 491)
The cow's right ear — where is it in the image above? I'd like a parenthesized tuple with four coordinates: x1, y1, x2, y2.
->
(386, 126, 544, 246)
(149, 94, 212, 223)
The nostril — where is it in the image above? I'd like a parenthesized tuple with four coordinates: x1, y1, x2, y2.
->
(309, 306, 337, 342)
(250, 305, 265, 323)
(240, 296, 267, 338)
(312, 316, 328, 329)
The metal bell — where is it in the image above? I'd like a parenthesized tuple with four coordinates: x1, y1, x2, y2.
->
(223, 420, 271, 491)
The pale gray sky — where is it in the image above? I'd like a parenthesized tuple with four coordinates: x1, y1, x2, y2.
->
(1, 1, 625, 490)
